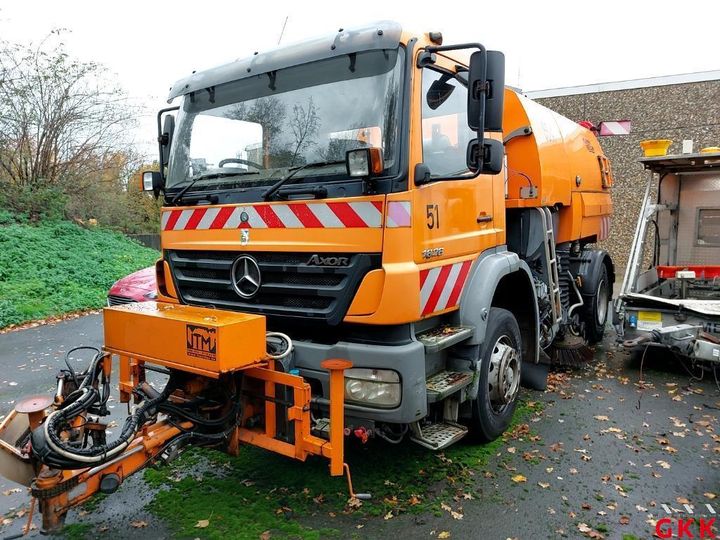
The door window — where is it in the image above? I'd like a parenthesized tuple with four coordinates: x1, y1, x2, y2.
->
(421, 70, 475, 178)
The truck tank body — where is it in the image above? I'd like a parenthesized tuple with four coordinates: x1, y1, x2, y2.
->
(503, 89, 613, 244)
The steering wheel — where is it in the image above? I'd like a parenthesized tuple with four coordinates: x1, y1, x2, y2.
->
(218, 158, 265, 170)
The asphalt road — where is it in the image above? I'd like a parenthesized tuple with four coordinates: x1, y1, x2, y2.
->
(0, 315, 718, 539)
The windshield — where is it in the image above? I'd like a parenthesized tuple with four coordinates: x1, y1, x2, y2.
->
(166, 48, 404, 191)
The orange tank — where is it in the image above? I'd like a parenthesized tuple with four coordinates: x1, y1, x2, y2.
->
(503, 89, 613, 243)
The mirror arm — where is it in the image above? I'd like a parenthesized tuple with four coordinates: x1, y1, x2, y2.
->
(426, 42, 486, 55)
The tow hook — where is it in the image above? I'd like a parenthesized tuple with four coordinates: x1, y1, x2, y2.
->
(353, 427, 370, 444)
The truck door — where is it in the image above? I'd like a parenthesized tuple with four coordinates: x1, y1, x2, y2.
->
(412, 57, 501, 267)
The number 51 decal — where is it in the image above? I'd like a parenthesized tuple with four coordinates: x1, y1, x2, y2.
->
(426, 204, 440, 229)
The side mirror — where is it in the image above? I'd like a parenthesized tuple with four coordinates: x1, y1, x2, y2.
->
(159, 114, 175, 168)
(484, 51, 505, 132)
(142, 171, 163, 196)
(426, 76, 455, 110)
(466, 50, 487, 133)
(467, 138, 503, 175)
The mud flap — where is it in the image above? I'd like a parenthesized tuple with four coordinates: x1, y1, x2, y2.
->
(520, 361, 548, 391)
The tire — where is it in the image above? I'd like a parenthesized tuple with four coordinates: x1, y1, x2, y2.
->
(583, 263, 610, 344)
(470, 308, 523, 442)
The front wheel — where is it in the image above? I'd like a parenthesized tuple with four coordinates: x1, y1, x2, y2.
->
(469, 308, 522, 442)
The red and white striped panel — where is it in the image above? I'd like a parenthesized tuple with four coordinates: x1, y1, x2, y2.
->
(599, 121, 631, 136)
(599, 215, 611, 241)
(386, 201, 411, 228)
(419, 260, 473, 317)
(161, 201, 383, 231)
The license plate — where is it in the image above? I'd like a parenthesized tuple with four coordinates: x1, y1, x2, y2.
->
(637, 311, 663, 331)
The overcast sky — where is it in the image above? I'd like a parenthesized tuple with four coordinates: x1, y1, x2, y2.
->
(2, 0, 718, 156)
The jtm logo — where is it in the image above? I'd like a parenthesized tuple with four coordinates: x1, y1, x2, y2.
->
(186, 325, 217, 361)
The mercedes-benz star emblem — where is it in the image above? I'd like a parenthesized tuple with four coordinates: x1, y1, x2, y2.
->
(231, 255, 262, 299)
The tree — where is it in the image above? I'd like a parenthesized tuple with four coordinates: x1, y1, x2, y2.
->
(289, 97, 319, 166)
(0, 30, 137, 219)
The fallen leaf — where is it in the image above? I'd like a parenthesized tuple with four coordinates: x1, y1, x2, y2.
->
(657, 460, 671, 469)
(131, 520, 148, 528)
(594, 415, 609, 421)
(195, 519, 210, 529)
(383, 511, 394, 520)
(507, 447, 517, 454)
(677, 497, 690, 505)
(511, 474, 527, 483)
(2, 488, 21, 496)
(538, 482, 550, 489)
(582, 503, 592, 510)
(704, 493, 717, 500)
(438, 532, 451, 539)
(620, 516, 630, 525)
(260, 531, 271, 540)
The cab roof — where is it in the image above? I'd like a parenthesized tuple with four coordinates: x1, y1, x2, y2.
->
(167, 21, 403, 102)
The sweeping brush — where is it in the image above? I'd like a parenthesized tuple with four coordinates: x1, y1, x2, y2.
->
(547, 334, 594, 367)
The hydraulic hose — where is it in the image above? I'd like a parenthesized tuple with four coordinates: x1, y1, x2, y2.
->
(32, 373, 176, 469)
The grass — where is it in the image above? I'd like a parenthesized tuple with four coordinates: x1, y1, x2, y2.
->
(60, 522, 93, 540)
(142, 400, 542, 540)
(0, 220, 158, 328)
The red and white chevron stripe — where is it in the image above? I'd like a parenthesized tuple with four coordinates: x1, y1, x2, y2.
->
(419, 260, 473, 316)
(599, 120, 631, 136)
(161, 201, 383, 231)
(386, 201, 411, 228)
(599, 215, 611, 241)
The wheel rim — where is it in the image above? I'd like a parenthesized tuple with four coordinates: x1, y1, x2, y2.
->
(487, 335, 521, 413)
(596, 278, 608, 326)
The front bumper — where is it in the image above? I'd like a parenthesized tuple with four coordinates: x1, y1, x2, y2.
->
(292, 338, 427, 424)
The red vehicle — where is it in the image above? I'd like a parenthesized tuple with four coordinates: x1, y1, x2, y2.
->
(107, 266, 156, 306)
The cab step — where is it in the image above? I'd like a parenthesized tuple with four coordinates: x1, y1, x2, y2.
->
(416, 325, 475, 353)
(426, 370, 474, 403)
(410, 421, 468, 450)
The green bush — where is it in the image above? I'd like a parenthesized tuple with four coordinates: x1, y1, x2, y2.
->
(0, 220, 158, 327)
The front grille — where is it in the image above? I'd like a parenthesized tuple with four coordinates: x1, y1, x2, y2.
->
(167, 250, 381, 325)
(107, 295, 136, 306)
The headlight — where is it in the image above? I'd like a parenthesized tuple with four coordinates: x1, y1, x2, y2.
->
(344, 368, 401, 408)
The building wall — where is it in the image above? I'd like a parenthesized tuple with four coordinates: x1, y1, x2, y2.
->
(534, 79, 720, 270)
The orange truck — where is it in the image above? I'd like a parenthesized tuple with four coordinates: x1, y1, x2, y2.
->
(0, 22, 613, 531)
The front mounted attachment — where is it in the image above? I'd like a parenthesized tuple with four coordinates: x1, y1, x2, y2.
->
(0, 302, 359, 532)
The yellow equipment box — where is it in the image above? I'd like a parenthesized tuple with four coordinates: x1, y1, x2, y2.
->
(104, 301, 266, 375)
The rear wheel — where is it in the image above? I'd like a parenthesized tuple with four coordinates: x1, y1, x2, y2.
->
(470, 308, 522, 442)
(583, 263, 610, 344)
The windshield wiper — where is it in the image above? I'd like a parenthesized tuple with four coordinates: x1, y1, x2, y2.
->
(261, 160, 345, 201)
(170, 171, 260, 205)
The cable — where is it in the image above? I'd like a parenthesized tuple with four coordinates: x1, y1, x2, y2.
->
(63, 346, 101, 388)
(266, 332, 293, 360)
